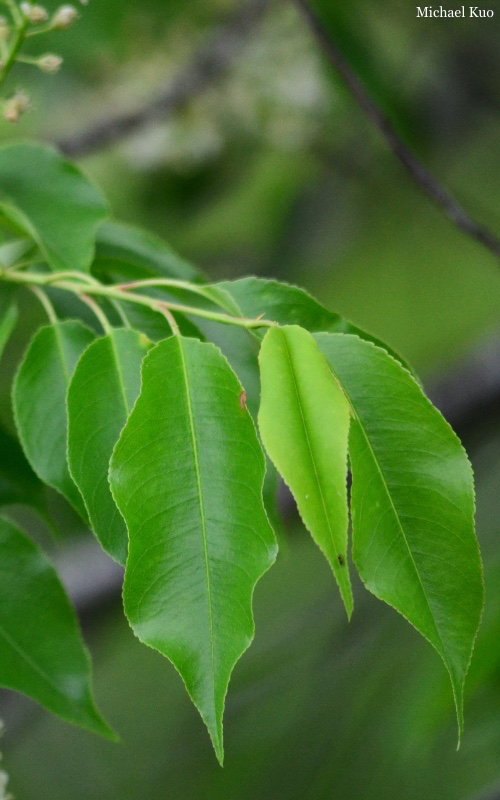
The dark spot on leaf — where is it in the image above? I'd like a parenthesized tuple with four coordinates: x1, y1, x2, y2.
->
(337, 555, 345, 566)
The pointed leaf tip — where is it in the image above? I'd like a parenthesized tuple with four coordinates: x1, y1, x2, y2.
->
(110, 336, 277, 760)
(316, 332, 483, 738)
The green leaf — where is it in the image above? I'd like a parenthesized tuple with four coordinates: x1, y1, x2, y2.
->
(110, 336, 277, 763)
(119, 303, 203, 342)
(93, 221, 201, 282)
(0, 144, 108, 272)
(219, 276, 412, 369)
(13, 321, 95, 520)
(0, 515, 114, 737)
(0, 300, 17, 363)
(258, 325, 352, 616)
(316, 333, 483, 739)
(67, 329, 152, 564)
(0, 424, 47, 513)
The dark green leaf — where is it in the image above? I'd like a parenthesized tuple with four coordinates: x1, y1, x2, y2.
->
(68, 329, 152, 563)
(0, 424, 46, 513)
(93, 221, 201, 283)
(0, 515, 114, 737)
(219, 276, 412, 369)
(258, 325, 352, 616)
(0, 144, 108, 272)
(13, 321, 95, 520)
(110, 336, 277, 763)
(316, 332, 483, 738)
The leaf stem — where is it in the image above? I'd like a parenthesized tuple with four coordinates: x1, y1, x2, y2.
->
(0, 12, 28, 90)
(0, 268, 278, 331)
(78, 293, 112, 334)
(29, 285, 57, 324)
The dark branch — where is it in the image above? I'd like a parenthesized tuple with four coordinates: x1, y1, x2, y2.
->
(292, 0, 500, 260)
(55, 0, 271, 158)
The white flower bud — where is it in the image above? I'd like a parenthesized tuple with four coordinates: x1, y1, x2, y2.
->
(51, 5, 78, 29)
(20, 3, 49, 23)
(37, 53, 63, 73)
(4, 90, 30, 123)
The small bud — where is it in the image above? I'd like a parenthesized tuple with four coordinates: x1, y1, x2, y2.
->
(51, 5, 78, 29)
(20, 3, 49, 23)
(4, 90, 30, 123)
(37, 53, 63, 73)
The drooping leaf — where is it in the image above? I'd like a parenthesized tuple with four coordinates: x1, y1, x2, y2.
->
(316, 332, 483, 738)
(110, 336, 277, 763)
(219, 276, 412, 369)
(0, 515, 114, 737)
(13, 321, 95, 520)
(67, 329, 152, 564)
(93, 221, 201, 283)
(0, 144, 108, 272)
(0, 300, 17, 362)
(258, 325, 352, 616)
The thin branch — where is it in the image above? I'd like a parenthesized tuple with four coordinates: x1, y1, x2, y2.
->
(292, 0, 500, 260)
(55, 0, 272, 158)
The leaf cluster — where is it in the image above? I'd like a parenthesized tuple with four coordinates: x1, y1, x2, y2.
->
(0, 143, 483, 763)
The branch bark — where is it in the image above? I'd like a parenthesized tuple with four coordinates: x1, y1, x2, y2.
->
(292, 0, 500, 260)
(56, 0, 271, 158)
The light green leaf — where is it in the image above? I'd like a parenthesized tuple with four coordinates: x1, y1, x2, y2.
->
(0, 515, 114, 737)
(0, 300, 17, 363)
(110, 336, 277, 763)
(13, 321, 95, 520)
(68, 329, 152, 564)
(93, 221, 200, 282)
(316, 332, 483, 739)
(0, 144, 108, 272)
(258, 325, 352, 616)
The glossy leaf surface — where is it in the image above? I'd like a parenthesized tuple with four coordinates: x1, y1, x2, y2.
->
(258, 325, 352, 615)
(316, 332, 483, 736)
(13, 321, 94, 520)
(110, 336, 277, 763)
(0, 144, 108, 272)
(68, 329, 152, 563)
(0, 516, 113, 737)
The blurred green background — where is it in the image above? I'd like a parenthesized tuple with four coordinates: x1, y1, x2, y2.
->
(1, 0, 500, 797)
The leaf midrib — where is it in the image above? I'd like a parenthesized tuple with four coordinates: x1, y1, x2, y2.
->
(280, 331, 351, 610)
(176, 338, 217, 714)
(329, 364, 451, 669)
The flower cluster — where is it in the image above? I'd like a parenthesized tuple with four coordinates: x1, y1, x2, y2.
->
(0, 1, 84, 123)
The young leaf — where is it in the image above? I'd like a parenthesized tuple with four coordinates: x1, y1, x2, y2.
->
(67, 329, 152, 564)
(0, 144, 108, 272)
(110, 336, 277, 763)
(0, 515, 114, 738)
(258, 325, 352, 616)
(13, 321, 95, 520)
(316, 333, 484, 738)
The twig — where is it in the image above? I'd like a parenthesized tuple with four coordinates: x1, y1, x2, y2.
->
(292, 0, 500, 260)
(55, 0, 272, 158)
